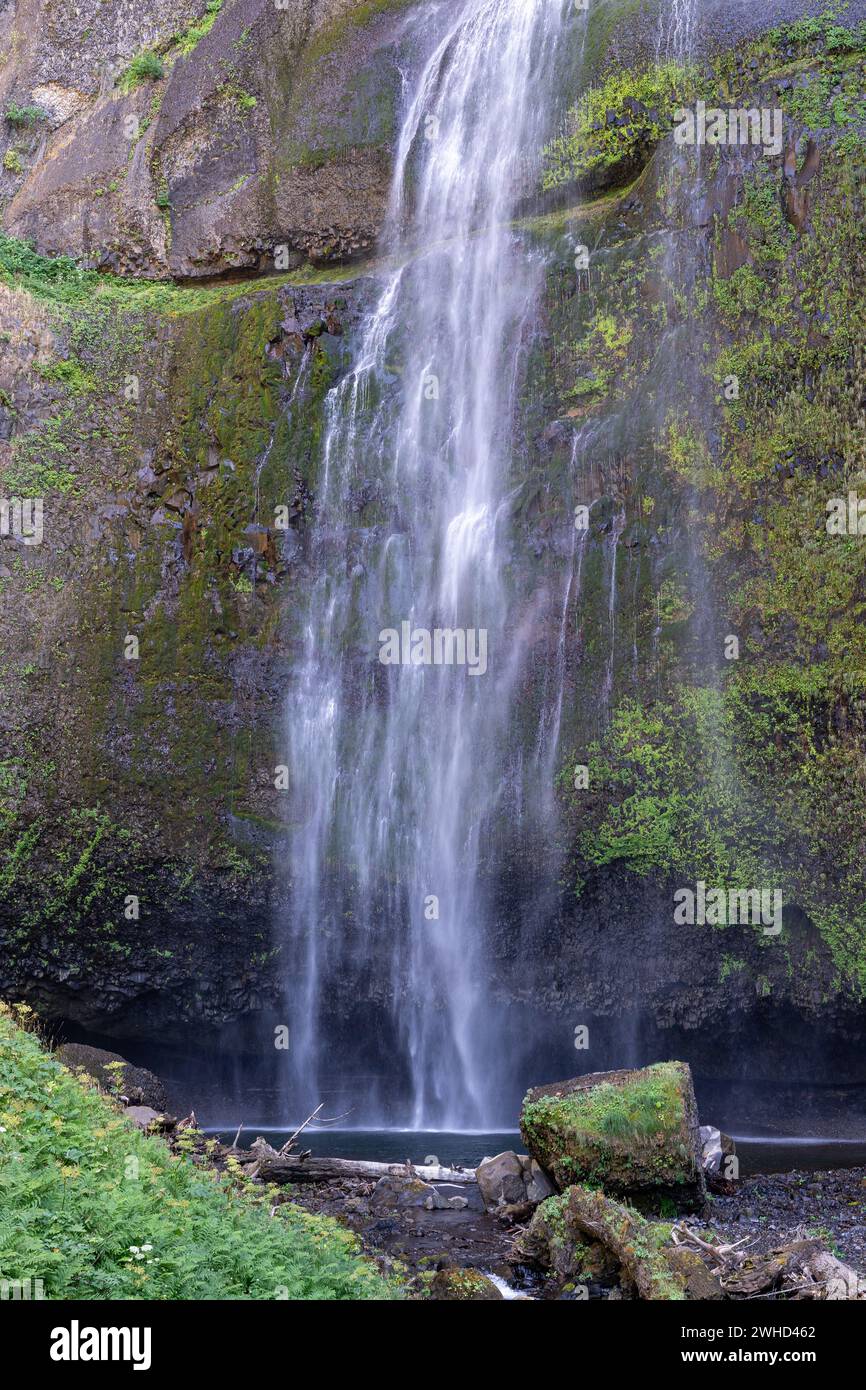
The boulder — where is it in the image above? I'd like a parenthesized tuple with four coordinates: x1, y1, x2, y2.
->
(666, 1247, 726, 1301)
(523, 1157, 557, 1205)
(520, 1062, 705, 1212)
(476, 1151, 527, 1210)
(125, 1105, 163, 1131)
(515, 1194, 621, 1285)
(516, 1192, 730, 1299)
(476, 1150, 557, 1214)
(370, 1174, 436, 1211)
(55, 1043, 167, 1110)
(427, 1266, 503, 1301)
(699, 1125, 737, 1176)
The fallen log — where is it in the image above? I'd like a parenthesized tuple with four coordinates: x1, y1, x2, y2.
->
(722, 1239, 865, 1300)
(251, 1152, 476, 1185)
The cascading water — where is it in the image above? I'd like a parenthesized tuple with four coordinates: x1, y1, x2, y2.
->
(656, 0, 697, 61)
(280, 0, 569, 1129)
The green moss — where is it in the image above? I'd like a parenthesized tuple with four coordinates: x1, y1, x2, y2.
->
(218, 82, 257, 112)
(0, 231, 362, 314)
(530, 1186, 687, 1300)
(299, 0, 415, 69)
(521, 1062, 700, 1196)
(34, 356, 98, 393)
(174, 0, 223, 58)
(542, 63, 699, 192)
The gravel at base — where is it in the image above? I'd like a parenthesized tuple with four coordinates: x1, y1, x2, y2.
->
(707, 1167, 866, 1274)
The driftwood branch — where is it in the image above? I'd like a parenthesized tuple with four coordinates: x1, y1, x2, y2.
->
(278, 1104, 324, 1156)
(253, 1153, 476, 1185)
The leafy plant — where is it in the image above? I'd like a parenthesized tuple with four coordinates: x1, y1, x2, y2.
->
(117, 51, 165, 94)
(0, 1008, 400, 1300)
(4, 103, 47, 127)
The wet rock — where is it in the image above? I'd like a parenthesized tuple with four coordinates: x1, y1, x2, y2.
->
(523, 1157, 557, 1205)
(476, 1151, 527, 1210)
(370, 1174, 437, 1211)
(516, 1196, 618, 1285)
(700, 1124, 737, 1176)
(518, 1186, 689, 1298)
(666, 1247, 726, 1300)
(124, 1105, 163, 1131)
(2, 0, 410, 278)
(434, 1182, 485, 1212)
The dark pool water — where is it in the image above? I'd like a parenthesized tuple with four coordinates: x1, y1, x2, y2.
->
(207, 1128, 520, 1169)
(205, 1125, 866, 1174)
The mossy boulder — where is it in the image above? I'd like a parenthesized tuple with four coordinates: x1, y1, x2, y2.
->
(426, 1265, 503, 1301)
(520, 1062, 705, 1211)
(516, 1183, 723, 1300)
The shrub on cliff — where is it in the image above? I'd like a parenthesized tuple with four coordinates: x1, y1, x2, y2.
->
(541, 63, 697, 192)
(117, 52, 165, 94)
(0, 1007, 399, 1300)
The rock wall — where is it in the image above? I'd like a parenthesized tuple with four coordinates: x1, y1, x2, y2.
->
(2, 1, 866, 1109)
(0, 0, 421, 277)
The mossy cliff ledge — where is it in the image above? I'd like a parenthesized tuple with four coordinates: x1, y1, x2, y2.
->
(0, 250, 367, 1038)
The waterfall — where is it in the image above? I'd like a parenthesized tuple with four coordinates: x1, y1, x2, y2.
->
(656, 0, 696, 62)
(279, 0, 568, 1129)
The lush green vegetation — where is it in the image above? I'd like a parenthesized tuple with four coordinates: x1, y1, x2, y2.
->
(521, 1064, 697, 1196)
(547, 7, 866, 991)
(571, 677, 866, 987)
(0, 1007, 399, 1299)
(0, 231, 344, 314)
(542, 63, 698, 192)
(175, 0, 224, 57)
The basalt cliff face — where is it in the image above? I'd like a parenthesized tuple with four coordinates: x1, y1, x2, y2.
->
(1, 0, 866, 1119)
(0, 0, 417, 278)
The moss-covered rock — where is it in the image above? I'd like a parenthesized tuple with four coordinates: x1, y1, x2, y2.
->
(425, 1265, 504, 1301)
(520, 1063, 705, 1210)
(517, 1182, 692, 1300)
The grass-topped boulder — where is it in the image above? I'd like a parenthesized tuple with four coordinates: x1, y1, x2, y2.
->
(520, 1062, 705, 1213)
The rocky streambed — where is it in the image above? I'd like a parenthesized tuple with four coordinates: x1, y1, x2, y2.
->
(63, 1044, 866, 1301)
(272, 1160, 866, 1300)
